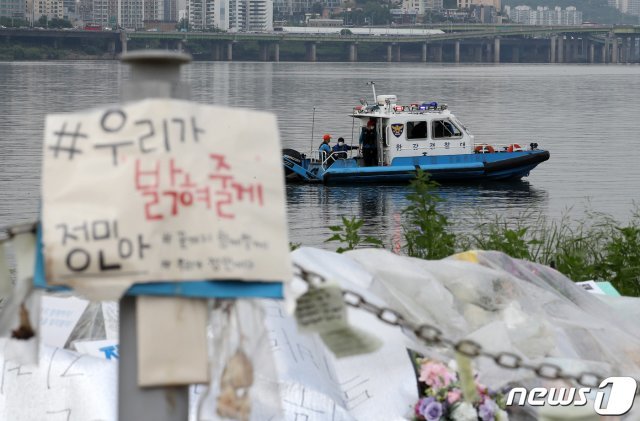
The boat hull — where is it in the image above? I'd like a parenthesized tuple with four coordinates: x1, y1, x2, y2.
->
(285, 150, 550, 185)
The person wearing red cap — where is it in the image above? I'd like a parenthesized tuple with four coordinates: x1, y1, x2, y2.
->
(319, 133, 333, 163)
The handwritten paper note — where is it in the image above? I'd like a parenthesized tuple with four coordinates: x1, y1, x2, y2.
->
(40, 296, 89, 348)
(295, 286, 382, 358)
(41, 99, 291, 299)
(256, 299, 417, 421)
(0, 344, 117, 421)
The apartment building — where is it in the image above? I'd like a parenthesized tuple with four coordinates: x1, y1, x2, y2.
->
(613, 0, 640, 15)
(505, 5, 583, 25)
(244, 0, 271, 31)
(143, 0, 176, 21)
(0, 0, 25, 18)
(273, 0, 342, 16)
(118, 0, 143, 28)
(401, 0, 443, 15)
(457, 0, 500, 10)
(33, 0, 64, 19)
(189, 0, 272, 31)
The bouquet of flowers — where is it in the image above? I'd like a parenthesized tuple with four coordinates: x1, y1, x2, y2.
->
(413, 359, 509, 421)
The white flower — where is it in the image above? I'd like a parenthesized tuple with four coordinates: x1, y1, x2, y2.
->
(450, 402, 478, 421)
(495, 409, 509, 421)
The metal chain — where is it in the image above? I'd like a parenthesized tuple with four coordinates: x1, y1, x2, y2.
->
(294, 264, 640, 393)
(0, 222, 37, 243)
(0, 224, 636, 392)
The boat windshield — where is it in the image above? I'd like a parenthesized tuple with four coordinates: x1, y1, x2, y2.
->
(453, 117, 471, 135)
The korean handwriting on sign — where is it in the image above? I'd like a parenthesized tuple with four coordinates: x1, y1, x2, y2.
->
(134, 154, 264, 220)
(56, 220, 150, 275)
(48, 108, 205, 166)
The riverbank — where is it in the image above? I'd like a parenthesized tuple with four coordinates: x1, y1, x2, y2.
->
(0, 39, 114, 60)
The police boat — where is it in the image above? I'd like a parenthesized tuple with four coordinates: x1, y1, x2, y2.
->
(282, 86, 549, 185)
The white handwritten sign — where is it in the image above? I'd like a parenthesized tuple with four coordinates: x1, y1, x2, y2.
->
(0, 344, 117, 421)
(42, 99, 291, 298)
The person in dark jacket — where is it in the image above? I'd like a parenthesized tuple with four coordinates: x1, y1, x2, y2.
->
(360, 119, 377, 166)
(332, 137, 359, 159)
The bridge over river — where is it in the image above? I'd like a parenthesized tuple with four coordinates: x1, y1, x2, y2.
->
(2, 25, 640, 63)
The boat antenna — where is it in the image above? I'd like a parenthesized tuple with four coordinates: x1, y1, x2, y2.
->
(310, 106, 316, 157)
(367, 81, 376, 104)
(350, 111, 355, 153)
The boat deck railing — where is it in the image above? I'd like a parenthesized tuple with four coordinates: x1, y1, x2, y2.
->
(474, 142, 535, 152)
(312, 150, 359, 169)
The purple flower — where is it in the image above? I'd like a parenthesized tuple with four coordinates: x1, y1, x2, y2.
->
(423, 401, 443, 421)
(418, 397, 435, 416)
(478, 399, 497, 421)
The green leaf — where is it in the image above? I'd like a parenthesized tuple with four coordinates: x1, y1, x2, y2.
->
(325, 234, 343, 243)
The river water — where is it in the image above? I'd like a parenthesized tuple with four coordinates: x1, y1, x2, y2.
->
(1, 61, 639, 248)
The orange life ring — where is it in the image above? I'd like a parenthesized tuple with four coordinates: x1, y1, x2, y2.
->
(474, 144, 495, 154)
(507, 143, 523, 152)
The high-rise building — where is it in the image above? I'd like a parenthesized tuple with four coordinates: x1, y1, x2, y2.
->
(273, 0, 342, 17)
(33, 0, 64, 19)
(87, 0, 117, 25)
(93, 0, 109, 22)
(143, 0, 176, 21)
(506, 5, 582, 25)
(188, 0, 272, 31)
(457, 0, 499, 10)
(469, 4, 496, 23)
(608, 0, 640, 15)
(118, 0, 143, 28)
(244, 0, 271, 31)
(227, 0, 246, 30)
(188, 0, 216, 29)
(402, 0, 443, 15)
(0, 0, 25, 18)
(61, 0, 74, 16)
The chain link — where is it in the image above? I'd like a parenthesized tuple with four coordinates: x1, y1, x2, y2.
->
(293, 264, 640, 393)
(0, 233, 635, 392)
(0, 222, 37, 243)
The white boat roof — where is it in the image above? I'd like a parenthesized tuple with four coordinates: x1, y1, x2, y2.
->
(350, 97, 454, 119)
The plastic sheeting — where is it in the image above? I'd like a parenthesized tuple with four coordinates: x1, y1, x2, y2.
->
(282, 247, 640, 419)
(0, 247, 639, 420)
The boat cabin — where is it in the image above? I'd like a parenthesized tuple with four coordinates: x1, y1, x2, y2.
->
(351, 94, 475, 167)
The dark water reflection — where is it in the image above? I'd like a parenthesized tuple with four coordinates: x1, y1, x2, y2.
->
(286, 180, 548, 247)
